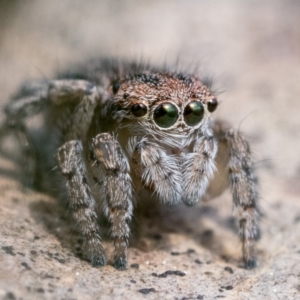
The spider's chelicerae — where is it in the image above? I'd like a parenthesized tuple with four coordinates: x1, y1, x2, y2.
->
(0, 59, 260, 270)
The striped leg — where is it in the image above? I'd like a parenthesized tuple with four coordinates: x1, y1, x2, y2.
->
(91, 133, 133, 270)
(58, 140, 106, 266)
(224, 128, 260, 269)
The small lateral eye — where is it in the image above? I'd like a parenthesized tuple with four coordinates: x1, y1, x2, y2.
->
(123, 93, 130, 99)
(131, 103, 148, 117)
(207, 98, 218, 112)
(112, 82, 120, 94)
(183, 101, 204, 126)
(153, 102, 179, 128)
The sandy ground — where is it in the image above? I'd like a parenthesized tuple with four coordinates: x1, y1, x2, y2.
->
(0, 1, 300, 299)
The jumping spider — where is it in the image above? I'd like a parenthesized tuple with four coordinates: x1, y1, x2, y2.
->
(0, 59, 259, 270)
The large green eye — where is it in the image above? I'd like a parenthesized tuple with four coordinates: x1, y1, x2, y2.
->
(183, 101, 204, 126)
(153, 103, 179, 128)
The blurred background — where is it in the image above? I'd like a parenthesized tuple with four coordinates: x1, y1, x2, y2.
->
(0, 1, 299, 299)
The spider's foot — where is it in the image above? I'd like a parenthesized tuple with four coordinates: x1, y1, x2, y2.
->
(91, 252, 107, 267)
(244, 258, 256, 270)
(114, 257, 128, 270)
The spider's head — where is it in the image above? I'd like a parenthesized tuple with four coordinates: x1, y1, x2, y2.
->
(111, 72, 218, 146)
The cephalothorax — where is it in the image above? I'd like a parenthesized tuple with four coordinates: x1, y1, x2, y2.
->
(0, 59, 259, 270)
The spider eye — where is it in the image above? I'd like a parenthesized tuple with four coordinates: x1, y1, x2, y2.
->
(131, 103, 148, 117)
(183, 101, 204, 126)
(207, 98, 218, 112)
(153, 102, 179, 128)
(112, 82, 120, 94)
(123, 93, 130, 99)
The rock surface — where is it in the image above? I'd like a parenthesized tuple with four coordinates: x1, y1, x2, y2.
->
(0, 1, 300, 299)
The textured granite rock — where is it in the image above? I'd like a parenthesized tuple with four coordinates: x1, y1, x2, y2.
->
(0, 1, 300, 299)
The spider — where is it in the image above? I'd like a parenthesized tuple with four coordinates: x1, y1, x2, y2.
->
(0, 58, 260, 270)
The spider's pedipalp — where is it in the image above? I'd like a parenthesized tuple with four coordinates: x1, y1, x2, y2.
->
(182, 135, 218, 206)
(131, 137, 182, 206)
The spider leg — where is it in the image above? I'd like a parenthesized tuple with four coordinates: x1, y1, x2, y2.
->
(130, 137, 182, 206)
(48, 80, 100, 141)
(0, 82, 49, 187)
(182, 134, 218, 206)
(3, 81, 49, 120)
(58, 140, 106, 267)
(214, 120, 260, 269)
(4, 79, 106, 264)
(0, 79, 100, 187)
(0, 117, 38, 188)
(91, 133, 133, 270)
(53, 80, 107, 266)
(1, 80, 106, 259)
(1, 79, 101, 136)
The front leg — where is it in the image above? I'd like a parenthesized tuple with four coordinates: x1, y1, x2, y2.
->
(57, 140, 106, 267)
(182, 135, 218, 206)
(91, 133, 133, 270)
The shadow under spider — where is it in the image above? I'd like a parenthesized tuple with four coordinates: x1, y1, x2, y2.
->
(27, 188, 240, 266)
